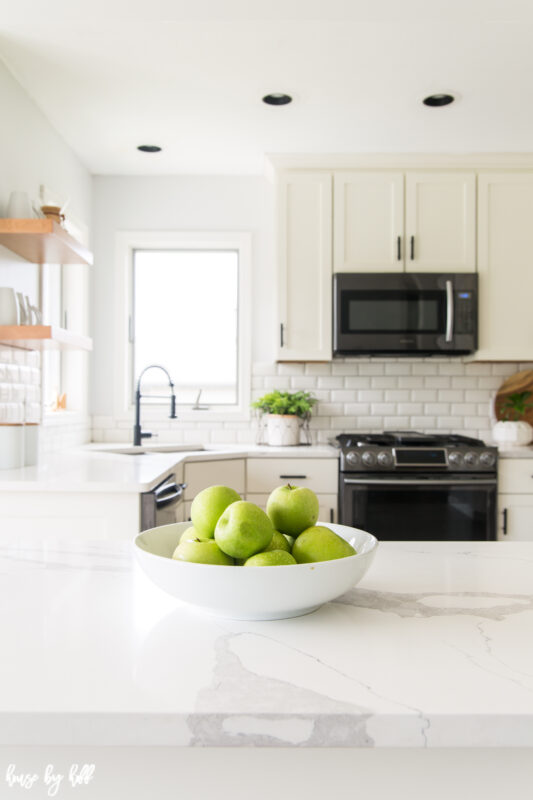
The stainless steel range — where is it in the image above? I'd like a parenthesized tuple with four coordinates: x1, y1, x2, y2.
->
(336, 431, 498, 541)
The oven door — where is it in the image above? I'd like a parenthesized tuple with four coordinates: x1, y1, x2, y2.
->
(340, 475, 497, 541)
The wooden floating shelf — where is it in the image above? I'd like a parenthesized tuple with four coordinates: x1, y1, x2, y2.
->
(0, 219, 93, 265)
(0, 326, 93, 352)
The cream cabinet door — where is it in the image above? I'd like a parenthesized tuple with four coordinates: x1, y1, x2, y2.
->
(476, 173, 533, 360)
(333, 171, 404, 272)
(498, 495, 533, 540)
(183, 459, 246, 500)
(278, 172, 332, 361)
(405, 172, 476, 272)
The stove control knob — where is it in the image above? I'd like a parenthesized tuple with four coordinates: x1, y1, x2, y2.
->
(362, 451, 376, 467)
(448, 450, 463, 466)
(480, 450, 496, 468)
(377, 450, 393, 467)
(346, 451, 359, 466)
(464, 451, 478, 467)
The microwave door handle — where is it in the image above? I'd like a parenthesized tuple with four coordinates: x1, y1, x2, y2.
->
(445, 280, 454, 343)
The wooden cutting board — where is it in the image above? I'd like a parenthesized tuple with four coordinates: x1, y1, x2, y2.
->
(494, 369, 533, 424)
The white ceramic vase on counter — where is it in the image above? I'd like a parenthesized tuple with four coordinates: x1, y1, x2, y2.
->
(492, 420, 533, 449)
(266, 414, 301, 446)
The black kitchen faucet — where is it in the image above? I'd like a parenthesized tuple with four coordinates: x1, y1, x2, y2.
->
(133, 364, 177, 446)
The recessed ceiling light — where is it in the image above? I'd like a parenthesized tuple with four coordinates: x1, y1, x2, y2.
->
(262, 93, 292, 106)
(423, 94, 455, 107)
(137, 144, 162, 153)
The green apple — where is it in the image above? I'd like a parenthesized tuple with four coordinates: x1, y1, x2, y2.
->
(190, 485, 241, 538)
(172, 538, 234, 565)
(266, 484, 319, 537)
(215, 500, 274, 559)
(292, 526, 356, 563)
(244, 550, 297, 567)
(179, 525, 211, 543)
(283, 534, 295, 550)
(263, 530, 291, 553)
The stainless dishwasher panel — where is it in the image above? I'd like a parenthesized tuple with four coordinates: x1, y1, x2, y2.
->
(140, 474, 186, 531)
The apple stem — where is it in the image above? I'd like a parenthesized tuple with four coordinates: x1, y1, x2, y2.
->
(286, 483, 294, 490)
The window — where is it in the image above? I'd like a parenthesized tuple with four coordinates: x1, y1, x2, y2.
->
(133, 249, 239, 404)
(116, 232, 251, 420)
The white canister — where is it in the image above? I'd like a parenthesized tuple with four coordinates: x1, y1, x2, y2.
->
(266, 414, 301, 446)
(0, 425, 25, 469)
(6, 191, 32, 218)
(0, 288, 20, 325)
(492, 420, 533, 448)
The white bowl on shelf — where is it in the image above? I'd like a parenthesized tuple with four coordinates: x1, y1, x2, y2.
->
(133, 521, 378, 620)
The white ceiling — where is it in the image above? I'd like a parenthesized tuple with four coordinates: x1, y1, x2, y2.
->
(2, 1, 533, 175)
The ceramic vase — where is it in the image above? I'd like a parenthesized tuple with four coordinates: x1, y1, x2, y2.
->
(266, 414, 301, 446)
(492, 420, 533, 449)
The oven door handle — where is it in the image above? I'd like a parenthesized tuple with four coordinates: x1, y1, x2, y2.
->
(445, 280, 454, 343)
(343, 478, 497, 485)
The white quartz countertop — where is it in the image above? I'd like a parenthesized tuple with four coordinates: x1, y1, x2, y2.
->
(1, 537, 532, 748)
(0, 444, 339, 493)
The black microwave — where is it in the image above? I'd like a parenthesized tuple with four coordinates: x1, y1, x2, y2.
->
(333, 272, 478, 356)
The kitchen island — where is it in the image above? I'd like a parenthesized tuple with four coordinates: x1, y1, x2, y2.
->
(1, 537, 532, 799)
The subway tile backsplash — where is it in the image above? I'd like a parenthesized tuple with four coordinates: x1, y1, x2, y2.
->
(92, 358, 532, 446)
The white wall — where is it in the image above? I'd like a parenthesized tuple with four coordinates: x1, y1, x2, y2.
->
(90, 174, 275, 416)
(0, 58, 92, 448)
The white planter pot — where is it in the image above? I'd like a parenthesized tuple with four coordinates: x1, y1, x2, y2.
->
(492, 420, 533, 449)
(0, 425, 25, 469)
(266, 414, 301, 446)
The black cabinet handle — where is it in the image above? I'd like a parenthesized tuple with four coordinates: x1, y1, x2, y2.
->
(502, 507, 508, 536)
(329, 508, 334, 523)
(279, 474, 307, 480)
(397, 236, 401, 260)
(410, 235, 415, 260)
(280, 323, 284, 348)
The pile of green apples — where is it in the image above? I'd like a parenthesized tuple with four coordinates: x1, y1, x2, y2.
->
(172, 484, 356, 566)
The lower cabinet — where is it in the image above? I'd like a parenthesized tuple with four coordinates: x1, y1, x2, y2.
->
(183, 458, 247, 521)
(0, 491, 140, 540)
(246, 458, 338, 524)
(497, 495, 533, 540)
(497, 459, 533, 541)
(246, 492, 338, 524)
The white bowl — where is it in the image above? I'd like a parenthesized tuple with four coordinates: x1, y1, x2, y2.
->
(133, 521, 378, 620)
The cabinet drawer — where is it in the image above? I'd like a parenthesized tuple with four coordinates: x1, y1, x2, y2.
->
(498, 459, 533, 494)
(246, 458, 338, 494)
(184, 459, 246, 500)
(497, 494, 533, 541)
(246, 493, 338, 524)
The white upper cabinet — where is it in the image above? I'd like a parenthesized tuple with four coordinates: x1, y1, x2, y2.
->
(476, 172, 533, 360)
(332, 170, 476, 273)
(405, 172, 476, 272)
(333, 171, 404, 272)
(277, 172, 332, 361)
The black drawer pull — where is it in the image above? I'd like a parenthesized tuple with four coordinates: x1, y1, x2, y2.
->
(279, 474, 307, 480)
(502, 507, 508, 536)
(410, 235, 415, 260)
(397, 235, 401, 260)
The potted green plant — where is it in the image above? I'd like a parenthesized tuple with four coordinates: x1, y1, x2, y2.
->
(251, 390, 317, 446)
(493, 391, 533, 448)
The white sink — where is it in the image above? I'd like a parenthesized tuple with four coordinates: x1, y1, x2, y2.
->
(95, 444, 205, 456)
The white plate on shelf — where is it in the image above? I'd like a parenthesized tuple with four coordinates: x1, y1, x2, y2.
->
(134, 521, 378, 620)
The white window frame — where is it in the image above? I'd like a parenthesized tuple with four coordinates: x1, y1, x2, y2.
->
(114, 231, 252, 422)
